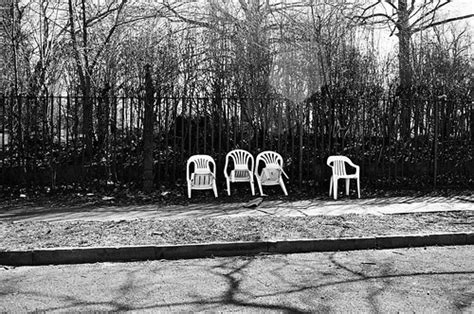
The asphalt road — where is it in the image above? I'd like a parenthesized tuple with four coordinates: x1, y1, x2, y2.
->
(1, 246, 473, 312)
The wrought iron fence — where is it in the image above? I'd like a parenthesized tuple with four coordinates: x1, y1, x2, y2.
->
(0, 94, 472, 189)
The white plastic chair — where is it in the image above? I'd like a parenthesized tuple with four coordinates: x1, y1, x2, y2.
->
(255, 151, 288, 196)
(327, 155, 360, 200)
(224, 149, 255, 196)
(186, 155, 218, 198)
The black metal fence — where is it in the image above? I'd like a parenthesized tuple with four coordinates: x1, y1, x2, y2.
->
(0, 94, 472, 189)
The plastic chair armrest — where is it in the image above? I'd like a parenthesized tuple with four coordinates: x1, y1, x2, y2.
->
(223, 155, 230, 178)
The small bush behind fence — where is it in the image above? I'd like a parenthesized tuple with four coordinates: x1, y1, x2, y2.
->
(0, 93, 472, 189)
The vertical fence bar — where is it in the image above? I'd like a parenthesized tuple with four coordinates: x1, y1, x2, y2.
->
(433, 97, 439, 188)
(66, 95, 70, 149)
(254, 99, 258, 152)
(58, 96, 62, 145)
(1, 96, 5, 173)
(138, 97, 142, 139)
(42, 96, 47, 160)
(310, 103, 320, 185)
(164, 97, 169, 182)
(277, 101, 282, 154)
(120, 97, 125, 140)
(156, 95, 161, 184)
(50, 94, 54, 147)
(218, 96, 222, 168)
(211, 98, 215, 156)
(187, 97, 192, 155)
(9, 95, 13, 168)
(175, 95, 180, 183)
(298, 105, 303, 187)
(225, 98, 230, 153)
(203, 97, 207, 153)
(267, 98, 271, 150)
(195, 98, 200, 154)
(246, 99, 251, 153)
(129, 97, 133, 137)
(308, 101, 313, 178)
(50, 95, 54, 181)
(290, 104, 296, 180)
(261, 98, 266, 151)
(233, 98, 237, 148)
(112, 96, 117, 182)
(18, 95, 23, 169)
(73, 96, 78, 149)
(137, 96, 141, 131)
(240, 98, 245, 152)
(25, 96, 30, 174)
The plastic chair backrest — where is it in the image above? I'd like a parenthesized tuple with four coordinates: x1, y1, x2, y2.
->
(327, 155, 351, 176)
(257, 151, 283, 168)
(227, 149, 253, 171)
(187, 155, 215, 178)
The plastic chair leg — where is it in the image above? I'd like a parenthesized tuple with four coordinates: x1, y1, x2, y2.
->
(226, 179, 231, 196)
(357, 178, 361, 198)
(346, 179, 350, 195)
(280, 179, 288, 196)
(187, 183, 192, 199)
(329, 176, 333, 196)
(250, 180, 255, 196)
(212, 181, 218, 198)
(333, 178, 338, 200)
(257, 180, 264, 196)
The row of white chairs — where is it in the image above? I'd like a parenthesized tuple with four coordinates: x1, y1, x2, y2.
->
(186, 150, 288, 198)
(186, 151, 361, 200)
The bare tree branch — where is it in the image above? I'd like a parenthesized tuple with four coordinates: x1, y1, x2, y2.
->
(409, 0, 451, 29)
(91, 0, 127, 70)
(412, 13, 474, 33)
(354, 12, 398, 26)
(162, 1, 215, 30)
(384, 0, 398, 11)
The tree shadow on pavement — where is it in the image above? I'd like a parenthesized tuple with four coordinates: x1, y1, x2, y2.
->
(1, 255, 472, 312)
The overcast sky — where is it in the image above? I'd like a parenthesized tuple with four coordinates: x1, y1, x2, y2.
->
(373, 0, 474, 58)
(445, 0, 474, 15)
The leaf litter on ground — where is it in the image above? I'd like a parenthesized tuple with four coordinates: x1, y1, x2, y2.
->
(0, 211, 472, 251)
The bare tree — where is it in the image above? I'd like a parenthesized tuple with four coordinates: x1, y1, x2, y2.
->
(354, 0, 474, 139)
(67, 0, 135, 158)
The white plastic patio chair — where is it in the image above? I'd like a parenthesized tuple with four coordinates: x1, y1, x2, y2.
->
(224, 149, 255, 196)
(186, 154, 218, 198)
(255, 151, 288, 196)
(327, 155, 360, 200)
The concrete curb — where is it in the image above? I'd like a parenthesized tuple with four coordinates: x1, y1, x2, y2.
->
(1, 232, 473, 266)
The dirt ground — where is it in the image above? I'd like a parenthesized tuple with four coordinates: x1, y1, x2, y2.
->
(1, 211, 472, 251)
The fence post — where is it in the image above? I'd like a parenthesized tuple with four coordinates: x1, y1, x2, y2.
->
(470, 101, 474, 144)
(433, 95, 443, 188)
(143, 64, 155, 192)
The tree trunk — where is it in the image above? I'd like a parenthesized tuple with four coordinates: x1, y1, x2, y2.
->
(68, 0, 94, 159)
(143, 65, 155, 192)
(82, 77, 94, 158)
(97, 83, 110, 150)
(398, 0, 412, 141)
